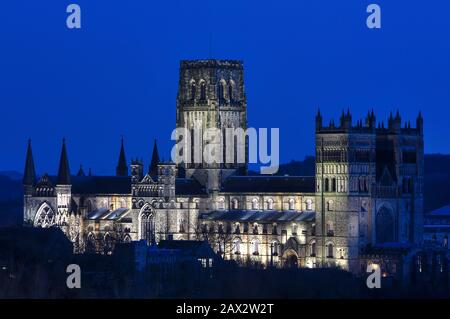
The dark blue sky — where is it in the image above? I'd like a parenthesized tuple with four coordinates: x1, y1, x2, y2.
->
(1, 0, 449, 175)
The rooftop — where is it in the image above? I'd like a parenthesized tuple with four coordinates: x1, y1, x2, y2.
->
(180, 59, 243, 70)
(199, 210, 315, 223)
(221, 175, 315, 193)
(429, 205, 450, 217)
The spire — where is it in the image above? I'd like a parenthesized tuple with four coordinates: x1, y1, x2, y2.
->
(149, 139, 160, 176)
(315, 108, 322, 131)
(366, 109, 375, 129)
(77, 165, 85, 177)
(116, 137, 128, 176)
(57, 138, 71, 185)
(417, 111, 423, 133)
(23, 139, 36, 185)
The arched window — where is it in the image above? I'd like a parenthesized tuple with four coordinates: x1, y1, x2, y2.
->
(85, 233, 96, 254)
(200, 81, 207, 100)
(251, 198, 260, 210)
(217, 198, 225, 210)
(34, 203, 56, 228)
(288, 198, 295, 210)
(233, 238, 241, 254)
(272, 240, 280, 256)
(332, 178, 336, 192)
(326, 221, 334, 236)
(86, 200, 93, 212)
(190, 81, 196, 100)
(218, 80, 225, 102)
(103, 233, 114, 255)
(376, 207, 394, 243)
(123, 234, 132, 243)
(272, 223, 278, 235)
(310, 241, 317, 256)
(215, 239, 225, 254)
(267, 198, 274, 210)
(291, 223, 298, 235)
(234, 223, 241, 234)
(327, 200, 334, 211)
(140, 205, 155, 244)
(120, 198, 126, 208)
(306, 199, 313, 211)
(327, 243, 334, 258)
(251, 239, 260, 255)
(232, 198, 239, 210)
(325, 178, 330, 192)
(444, 235, 448, 248)
(228, 81, 234, 102)
(179, 219, 186, 233)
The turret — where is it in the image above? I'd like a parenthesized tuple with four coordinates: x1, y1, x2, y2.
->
(57, 139, 71, 185)
(416, 111, 423, 134)
(116, 138, 128, 176)
(388, 110, 401, 132)
(131, 158, 144, 183)
(394, 110, 401, 131)
(149, 139, 160, 177)
(365, 109, 376, 129)
(23, 139, 36, 187)
(56, 139, 71, 225)
(316, 108, 322, 131)
(77, 165, 85, 176)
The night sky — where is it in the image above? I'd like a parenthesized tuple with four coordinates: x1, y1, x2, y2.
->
(1, 0, 449, 175)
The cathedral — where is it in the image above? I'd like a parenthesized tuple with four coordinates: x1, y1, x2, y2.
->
(22, 60, 424, 278)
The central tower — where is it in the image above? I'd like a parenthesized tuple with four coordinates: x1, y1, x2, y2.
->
(176, 60, 248, 192)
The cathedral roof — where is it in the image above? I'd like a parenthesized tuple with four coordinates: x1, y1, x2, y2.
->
(45, 175, 132, 195)
(41, 175, 206, 196)
(71, 176, 131, 194)
(86, 207, 130, 220)
(221, 176, 315, 193)
(199, 210, 315, 223)
(175, 178, 206, 195)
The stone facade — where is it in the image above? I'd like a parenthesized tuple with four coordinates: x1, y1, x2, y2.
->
(22, 59, 424, 277)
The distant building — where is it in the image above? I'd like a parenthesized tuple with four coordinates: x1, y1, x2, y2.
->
(423, 205, 450, 248)
(158, 240, 217, 268)
(0, 227, 73, 298)
(22, 59, 424, 280)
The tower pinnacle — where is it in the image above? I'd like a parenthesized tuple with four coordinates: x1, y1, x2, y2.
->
(116, 137, 128, 176)
(23, 139, 36, 186)
(57, 138, 71, 185)
(149, 139, 160, 176)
